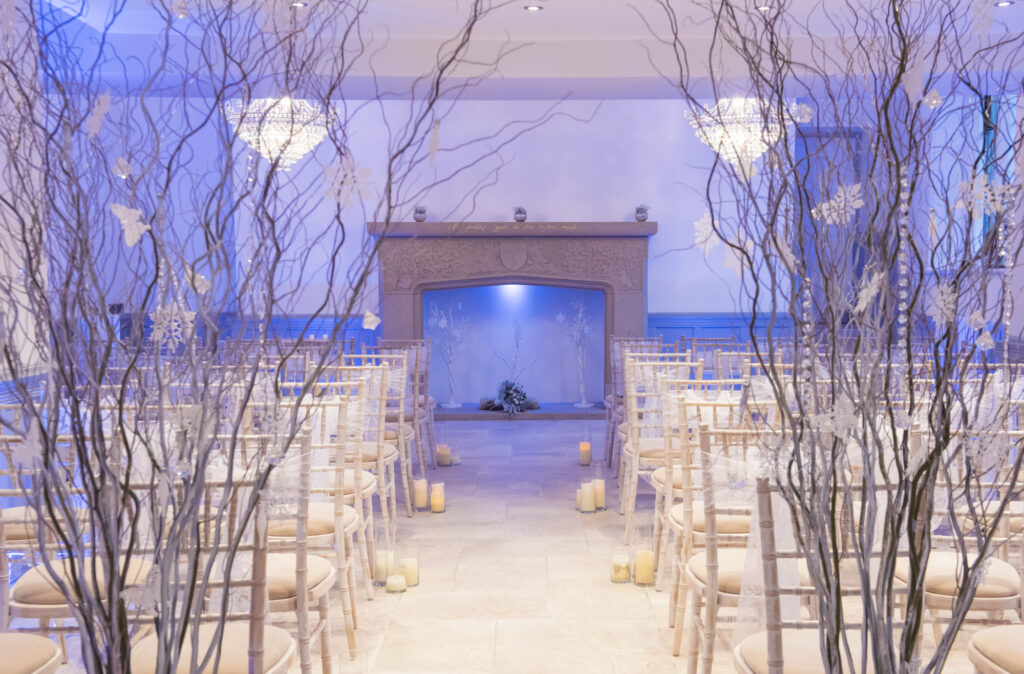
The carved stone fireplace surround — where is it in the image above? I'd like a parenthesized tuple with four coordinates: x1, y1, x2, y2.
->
(369, 221, 657, 394)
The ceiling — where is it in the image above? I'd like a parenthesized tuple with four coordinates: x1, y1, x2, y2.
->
(42, 1, 1024, 98)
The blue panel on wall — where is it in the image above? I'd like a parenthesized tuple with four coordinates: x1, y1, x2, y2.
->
(647, 313, 796, 346)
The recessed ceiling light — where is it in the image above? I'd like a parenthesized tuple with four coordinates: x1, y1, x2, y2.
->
(291, 1, 308, 6)
(523, 5, 543, 11)
(995, 0, 1014, 6)
(756, 4, 772, 10)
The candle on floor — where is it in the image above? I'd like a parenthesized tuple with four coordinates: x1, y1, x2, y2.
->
(593, 478, 606, 510)
(611, 545, 631, 583)
(437, 445, 452, 467)
(430, 482, 446, 513)
(385, 574, 407, 593)
(400, 558, 419, 587)
(579, 441, 592, 466)
(579, 480, 596, 513)
(374, 550, 396, 584)
(413, 478, 429, 511)
(634, 548, 655, 586)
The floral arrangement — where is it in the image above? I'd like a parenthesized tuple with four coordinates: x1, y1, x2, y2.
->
(497, 379, 528, 416)
(479, 379, 538, 416)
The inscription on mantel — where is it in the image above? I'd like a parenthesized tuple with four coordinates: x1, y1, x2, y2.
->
(367, 221, 657, 238)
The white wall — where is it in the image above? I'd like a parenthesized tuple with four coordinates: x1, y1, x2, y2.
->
(243, 98, 744, 318)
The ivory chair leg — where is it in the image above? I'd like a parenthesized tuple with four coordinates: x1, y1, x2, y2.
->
(425, 409, 438, 468)
(653, 490, 665, 569)
(929, 607, 943, 646)
(667, 528, 684, 626)
(56, 619, 68, 663)
(318, 594, 334, 673)
(685, 590, 703, 674)
(699, 594, 718, 674)
(343, 534, 359, 630)
(359, 509, 376, 599)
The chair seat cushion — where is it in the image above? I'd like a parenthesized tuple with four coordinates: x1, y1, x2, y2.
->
(668, 502, 750, 534)
(340, 469, 378, 496)
(266, 553, 334, 601)
(384, 424, 414, 442)
(969, 624, 1024, 674)
(0, 633, 61, 674)
(686, 548, 748, 595)
(266, 502, 358, 538)
(1, 506, 89, 541)
(346, 441, 397, 464)
(12, 557, 153, 606)
(623, 436, 673, 459)
(894, 551, 1020, 599)
(735, 630, 869, 674)
(131, 621, 294, 674)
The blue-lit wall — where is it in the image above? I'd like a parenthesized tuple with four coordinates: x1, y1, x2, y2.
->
(423, 284, 604, 405)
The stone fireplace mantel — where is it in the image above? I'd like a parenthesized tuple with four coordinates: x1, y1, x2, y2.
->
(370, 221, 656, 394)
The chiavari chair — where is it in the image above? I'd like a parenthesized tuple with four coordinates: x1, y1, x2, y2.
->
(378, 339, 437, 470)
(314, 362, 399, 543)
(733, 476, 914, 674)
(130, 435, 297, 674)
(359, 348, 418, 515)
(619, 352, 702, 543)
(605, 336, 665, 470)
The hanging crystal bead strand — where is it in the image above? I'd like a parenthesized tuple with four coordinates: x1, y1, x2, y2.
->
(897, 176, 911, 366)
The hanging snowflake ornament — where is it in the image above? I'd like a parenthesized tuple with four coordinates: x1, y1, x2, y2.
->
(776, 239, 797, 270)
(694, 209, 718, 256)
(171, 1, 188, 19)
(967, 309, 987, 331)
(853, 270, 885, 314)
(189, 268, 211, 294)
(923, 89, 942, 109)
(955, 174, 1018, 220)
(977, 330, 995, 351)
(361, 311, 381, 330)
(812, 182, 865, 226)
(111, 203, 150, 247)
(324, 155, 374, 209)
(901, 60, 925, 103)
(926, 282, 958, 326)
(792, 102, 814, 124)
(150, 303, 196, 348)
(112, 157, 133, 179)
(85, 91, 111, 140)
(971, 0, 995, 41)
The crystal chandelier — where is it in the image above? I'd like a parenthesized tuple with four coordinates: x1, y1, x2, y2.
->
(689, 97, 783, 175)
(223, 96, 329, 170)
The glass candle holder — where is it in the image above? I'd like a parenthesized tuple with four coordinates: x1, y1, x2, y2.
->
(412, 477, 430, 512)
(398, 545, 419, 588)
(590, 463, 607, 511)
(430, 482, 446, 513)
(436, 444, 452, 467)
(632, 539, 656, 587)
(611, 545, 631, 583)
(384, 573, 407, 593)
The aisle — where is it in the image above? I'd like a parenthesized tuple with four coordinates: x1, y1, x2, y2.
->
(340, 418, 684, 673)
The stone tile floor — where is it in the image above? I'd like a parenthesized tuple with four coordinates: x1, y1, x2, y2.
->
(52, 419, 979, 672)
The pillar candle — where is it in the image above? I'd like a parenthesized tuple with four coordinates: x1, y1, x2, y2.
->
(430, 483, 446, 513)
(437, 445, 451, 466)
(413, 478, 429, 510)
(634, 548, 655, 586)
(611, 554, 631, 583)
(593, 478, 606, 510)
(579, 481, 596, 513)
(579, 441, 592, 466)
(374, 550, 396, 582)
(385, 574, 407, 593)
(400, 558, 419, 587)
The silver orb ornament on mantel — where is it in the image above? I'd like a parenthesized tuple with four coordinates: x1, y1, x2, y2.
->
(635, 205, 650, 222)
(513, 207, 527, 223)
(413, 206, 427, 222)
